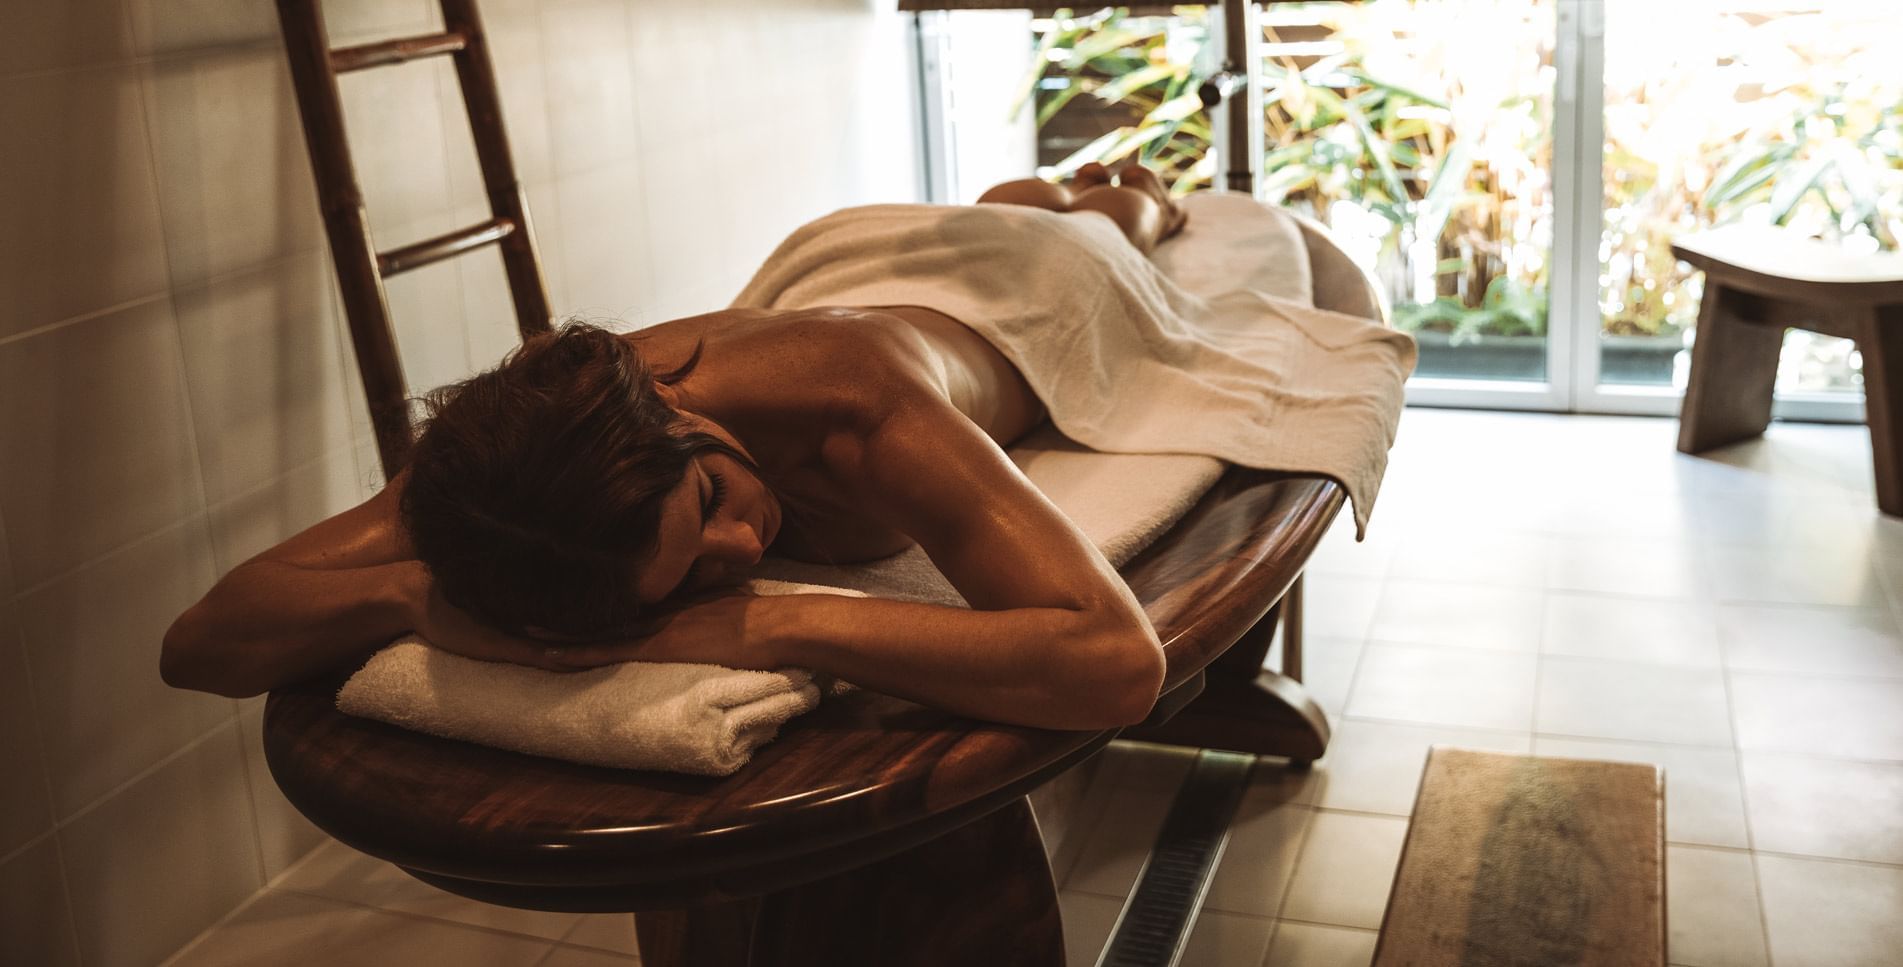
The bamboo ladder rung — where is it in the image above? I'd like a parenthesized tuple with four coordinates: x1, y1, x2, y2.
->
(379, 217, 517, 276)
(329, 30, 469, 72)
(278, 0, 555, 478)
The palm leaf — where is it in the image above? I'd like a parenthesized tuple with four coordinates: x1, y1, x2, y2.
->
(1094, 63, 1177, 104)
(1036, 80, 1093, 128)
(1767, 156, 1832, 225)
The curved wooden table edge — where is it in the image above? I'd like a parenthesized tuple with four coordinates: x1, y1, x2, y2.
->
(264, 467, 1343, 903)
(1671, 242, 1903, 307)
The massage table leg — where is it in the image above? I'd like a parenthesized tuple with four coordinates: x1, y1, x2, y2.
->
(635, 795, 1063, 966)
(1120, 578, 1332, 763)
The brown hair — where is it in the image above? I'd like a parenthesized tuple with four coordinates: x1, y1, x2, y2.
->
(399, 323, 747, 639)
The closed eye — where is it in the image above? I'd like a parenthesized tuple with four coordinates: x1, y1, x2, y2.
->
(704, 470, 729, 520)
(675, 470, 730, 595)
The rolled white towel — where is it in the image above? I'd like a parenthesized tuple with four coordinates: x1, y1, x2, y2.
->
(337, 637, 821, 777)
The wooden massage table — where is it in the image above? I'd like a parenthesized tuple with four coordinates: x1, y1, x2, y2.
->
(265, 1, 1389, 962)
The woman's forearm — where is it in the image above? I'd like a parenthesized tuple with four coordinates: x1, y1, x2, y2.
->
(161, 559, 426, 697)
(767, 593, 1165, 731)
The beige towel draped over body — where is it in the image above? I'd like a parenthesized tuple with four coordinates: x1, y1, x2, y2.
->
(731, 199, 1417, 535)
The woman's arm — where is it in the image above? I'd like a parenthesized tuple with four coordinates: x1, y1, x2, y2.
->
(161, 473, 569, 696)
(160, 479, 420, 696)
(808, 383, 1167, 728)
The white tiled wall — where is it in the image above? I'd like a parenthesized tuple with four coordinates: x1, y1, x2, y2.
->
(0, 1, 919, 963)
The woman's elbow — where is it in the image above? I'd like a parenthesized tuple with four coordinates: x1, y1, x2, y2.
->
(1082, 627, 1166, 729)
(160, 606, 249, 698)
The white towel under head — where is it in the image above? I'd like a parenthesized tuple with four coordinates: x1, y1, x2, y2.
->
(337, 195, 1377, 776)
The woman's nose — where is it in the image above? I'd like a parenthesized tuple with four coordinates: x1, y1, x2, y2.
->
(709, 518, 764, 568)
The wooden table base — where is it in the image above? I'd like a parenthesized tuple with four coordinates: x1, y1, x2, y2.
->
(1672, 229, 1903, 515)
(636, 795, 1063, 967)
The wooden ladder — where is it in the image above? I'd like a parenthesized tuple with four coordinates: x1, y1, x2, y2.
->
(275, 0, 554, 481)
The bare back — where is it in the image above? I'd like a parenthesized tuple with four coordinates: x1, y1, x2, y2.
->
(621, 305, 1047, 563)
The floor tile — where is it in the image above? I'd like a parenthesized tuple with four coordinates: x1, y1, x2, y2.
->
(1740, 753, 1903, 864)
(1306, 516, 1397, 578)
(1262, 921, 1378, 967)
(1346, 643, 1537, 731)
(1062, 745, 1195, 896)
(1665, 846, 1768, 967)
(1756, 854, 1903, 967)
(1278, 812, 1409, 930)
(1315, 720, 1532, 817)
(1058, 891, 1124, 967)
(563, 915, 638, 956)
(1300, 635, 1365, 718)
(1533, 737, 1748, 849)
(537, 946, 635, 966)
(1546, 537, 1706, 599)
(1532, 491, 1697, 542)
(1717, 603, 1903, 678)
(278, 840, 580, 942)
(1536, 658, 1732, 747)
(1367, 581, 1544, 652)
(1301, 574, 1383, 640)
(1543, 593, 1722, 667)
(1704, 544, 1887, 607)
(167, 889, 554, 967)
(1385, 530, 1550, 588)
(1730, 672, 1903, 760)
(1178, 910, 1275, 967)
(1201, 784, 1310, 916)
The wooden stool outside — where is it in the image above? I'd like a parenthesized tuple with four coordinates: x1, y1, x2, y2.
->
(1673, 227, 1903, 512)
(1373, 748, 1667, 967)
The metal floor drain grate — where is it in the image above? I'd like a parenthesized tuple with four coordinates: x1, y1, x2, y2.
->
(1096, 750, 1257, 967)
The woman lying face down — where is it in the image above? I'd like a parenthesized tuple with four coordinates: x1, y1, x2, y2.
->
(160, 164, 1190, 731)
(399, 326, 782, 642)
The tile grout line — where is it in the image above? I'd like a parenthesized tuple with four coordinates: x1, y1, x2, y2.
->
(111, 11, 263, 905)
(274, 881, 583, 948)
(123, 14, 221, 570)
(10, 594, 84, 966)
(1715, 607, 1779, 967)
(12, 433, 355, 604)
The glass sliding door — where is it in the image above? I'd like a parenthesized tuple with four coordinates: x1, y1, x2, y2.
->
(1577, 0, 1899, 417)
(1254, 1, 1560, 393)
(913, 2, 1890, 421)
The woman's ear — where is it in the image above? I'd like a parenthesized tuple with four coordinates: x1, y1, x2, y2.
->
(652, 380, 681, 407)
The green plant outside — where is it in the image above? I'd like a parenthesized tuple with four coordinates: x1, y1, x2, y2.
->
(1012, 7, 1219, 194)
(1020, 2, 1903, 346)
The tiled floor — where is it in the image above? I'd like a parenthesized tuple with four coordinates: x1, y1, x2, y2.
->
(165, 409, 1903, 967)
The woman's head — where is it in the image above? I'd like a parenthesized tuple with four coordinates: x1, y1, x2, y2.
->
(399, 322, 768, 640)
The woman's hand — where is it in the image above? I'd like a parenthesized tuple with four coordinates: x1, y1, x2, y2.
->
(539, 592, 783, 672)
(417, 585, 781, 673)
(414, 584, 578, 672)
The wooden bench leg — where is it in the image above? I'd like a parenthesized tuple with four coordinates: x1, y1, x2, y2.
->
(637, 796, 1063, 967)
(1678, 283, 1785, 454)
(1859, 305, 1903, 515)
